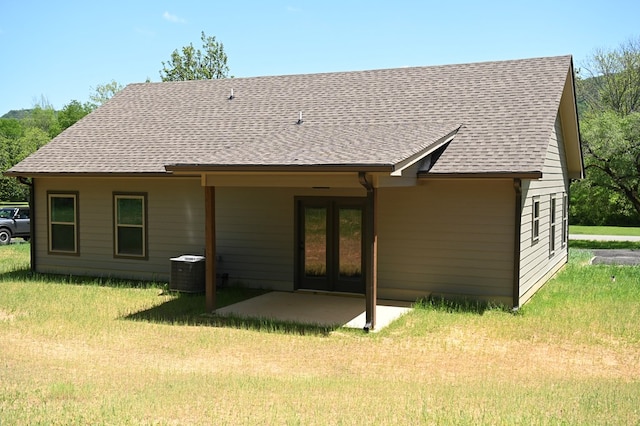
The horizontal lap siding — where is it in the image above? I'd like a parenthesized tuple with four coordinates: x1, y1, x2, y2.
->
(215, 187, 292, 290)
(33, 177, 204, 281)
(377, 179, 514, 304)
(215, 187, 364, 291)
(518, 115, 569, 303)
(33, 175, 539, 306)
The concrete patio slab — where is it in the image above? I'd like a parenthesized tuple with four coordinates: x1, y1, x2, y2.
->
(215, 291, 413, 332)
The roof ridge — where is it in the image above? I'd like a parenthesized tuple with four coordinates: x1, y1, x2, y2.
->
(126, 55, 572, 88)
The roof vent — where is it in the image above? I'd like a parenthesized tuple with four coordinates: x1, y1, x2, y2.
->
(296, 111, 303, 125)
(228, 88, 234, 100)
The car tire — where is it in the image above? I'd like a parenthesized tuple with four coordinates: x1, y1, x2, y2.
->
(0, 228, 11, 245)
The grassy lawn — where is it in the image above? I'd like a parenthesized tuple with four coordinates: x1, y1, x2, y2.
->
(570, 225, 640, 236)
(1, 245, 640, 424)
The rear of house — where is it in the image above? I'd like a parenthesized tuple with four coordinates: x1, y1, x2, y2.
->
(6, 55, 583, 326)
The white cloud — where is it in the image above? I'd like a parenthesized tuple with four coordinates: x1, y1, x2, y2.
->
(163, 11, 186, 24)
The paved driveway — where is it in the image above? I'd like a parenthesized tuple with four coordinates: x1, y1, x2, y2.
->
(569, 234, 640, 265)
(591, 249, 640, 265)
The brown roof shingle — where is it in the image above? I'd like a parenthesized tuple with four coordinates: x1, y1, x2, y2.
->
(7, 55, 574, 176)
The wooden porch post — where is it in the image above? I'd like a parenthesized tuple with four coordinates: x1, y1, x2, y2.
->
(360, 173, 377, 331)
(205, 186, 216, 312)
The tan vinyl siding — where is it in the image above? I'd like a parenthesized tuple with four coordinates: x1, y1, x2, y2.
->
(215, 187, 364, 291)
(33, 177, 205, 281)
(377, 179, 514, 305)
(519, 114, 570, 303)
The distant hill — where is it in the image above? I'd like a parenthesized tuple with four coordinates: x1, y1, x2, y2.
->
(1, 109, 33, 119)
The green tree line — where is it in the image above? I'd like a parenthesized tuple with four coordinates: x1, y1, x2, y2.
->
(0, 100, 93, 201)
(1, 80, 127, 201)
(572, 37, 640, 225)
(1, 31, 228, 203)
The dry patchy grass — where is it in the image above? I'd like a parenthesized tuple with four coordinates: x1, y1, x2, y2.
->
(1, 245, 639, 424)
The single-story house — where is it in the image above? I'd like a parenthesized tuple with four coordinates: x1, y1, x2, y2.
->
(6, 55, 583, 330)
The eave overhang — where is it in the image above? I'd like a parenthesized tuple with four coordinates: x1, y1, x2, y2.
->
(418, 171, 543, 180)
(2, 171, 174, 179)
(560, 59, 585, 180)
(165, 163, 395, 175)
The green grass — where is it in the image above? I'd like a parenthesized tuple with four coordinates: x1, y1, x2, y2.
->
(1, 244, 640, 424)
(0, 202, 28, 207)
(570, 225, 640, 236)
(570, 239, 640, 249)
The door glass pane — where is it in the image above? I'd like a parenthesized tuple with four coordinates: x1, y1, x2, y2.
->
(304, 207, 326, 277)
(339, 208, 362, 278)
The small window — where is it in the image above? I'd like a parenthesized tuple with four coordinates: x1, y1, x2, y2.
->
(550, 195, 557, 256)
(48, 192, 78, 254)
(114, 193, 147, 258)
(532, 197, 540, 243)
(562, 193, 568, 247)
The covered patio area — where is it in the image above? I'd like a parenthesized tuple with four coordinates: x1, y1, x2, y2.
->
(215, 292, 413, 332)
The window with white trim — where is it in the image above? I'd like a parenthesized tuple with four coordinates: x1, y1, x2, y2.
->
(114, 193, 147, 258)
(532, 197, 540, 243)
(48, 192, 78, 254)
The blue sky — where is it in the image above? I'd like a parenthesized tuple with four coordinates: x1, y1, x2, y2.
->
(1, 0, 638, 115)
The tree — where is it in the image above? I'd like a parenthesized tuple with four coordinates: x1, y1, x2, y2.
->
(578, 37, 640, 116)
(160, 31, 229, 81)
(574, 111, 640, 223)
(89, 80, 124, 107)
(25, 105, 60, 139)
(58, 100, 94, 131)
(0, 118, 24, 140)
(572, 37, 640, 224)
(0, 119, 40, 202)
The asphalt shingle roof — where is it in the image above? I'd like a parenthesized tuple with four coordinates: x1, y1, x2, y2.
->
(8, 55, 573, 176)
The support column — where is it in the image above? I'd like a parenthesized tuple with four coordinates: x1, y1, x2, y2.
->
(205, 186, 216, 312)
(512, 179, 522, 310)
(359, 173, 377, 332)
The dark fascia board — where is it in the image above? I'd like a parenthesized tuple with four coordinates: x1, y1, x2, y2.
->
(5, 169, 542, 180)
(165, 164, 395, 174)
(3, 171, 174, 178)
(418, 171, 543, 179)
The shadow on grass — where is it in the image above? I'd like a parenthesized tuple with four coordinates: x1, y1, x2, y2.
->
(569, 240, 640, 250)
(0, 267, 166, 289)
(124, 287, 336, 336)
(0, 264, 336, 335)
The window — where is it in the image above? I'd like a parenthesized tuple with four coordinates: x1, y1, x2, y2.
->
(562, 193, 568, 247)
(532, 197, 540, 243)
(550, 195, 557, 256)
(48, 192, 78, 254)
(114, 193, 147, 258)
